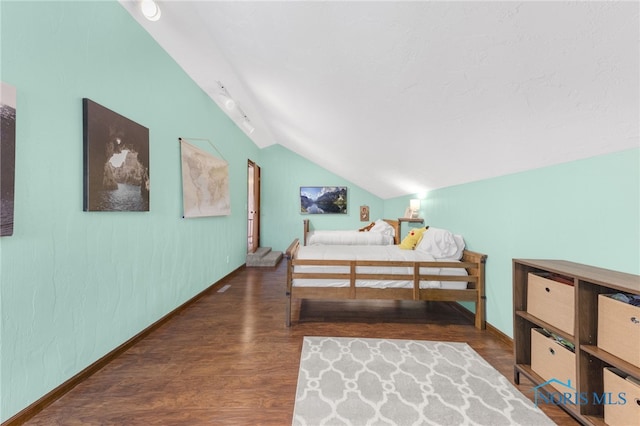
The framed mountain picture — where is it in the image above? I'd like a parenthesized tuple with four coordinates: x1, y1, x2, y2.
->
(300, 186, 347, 214)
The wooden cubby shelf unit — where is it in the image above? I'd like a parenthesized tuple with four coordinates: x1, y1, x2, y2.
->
(513, 259, 639, 426)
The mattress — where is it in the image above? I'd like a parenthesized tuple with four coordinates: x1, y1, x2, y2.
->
(293, 245, 469, 289)
(307, 230, 394, 246)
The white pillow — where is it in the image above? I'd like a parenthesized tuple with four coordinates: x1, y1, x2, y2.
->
(416, 228, 465, 259)
(452, 234, 466, 260)
(370, 219, 394, 236)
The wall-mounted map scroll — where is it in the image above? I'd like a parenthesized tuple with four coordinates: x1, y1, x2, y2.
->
(180, 139, 230, 218)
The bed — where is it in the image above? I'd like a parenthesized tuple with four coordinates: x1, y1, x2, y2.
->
(303, 218, 400, 246)
(285, 229, 487, 329)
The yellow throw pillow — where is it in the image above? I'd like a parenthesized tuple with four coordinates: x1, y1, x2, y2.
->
(399, 227, 427, 250)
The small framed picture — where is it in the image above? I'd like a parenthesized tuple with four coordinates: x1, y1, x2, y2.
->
(360, 205, 370, 222)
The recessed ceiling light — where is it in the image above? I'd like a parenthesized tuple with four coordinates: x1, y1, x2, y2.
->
(141, 0, 161, 22)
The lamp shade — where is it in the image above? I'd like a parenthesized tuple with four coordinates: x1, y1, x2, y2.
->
(409, 199, 420, 211)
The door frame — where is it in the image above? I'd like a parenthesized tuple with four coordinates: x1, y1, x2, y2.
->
(247, 160, 260, 253)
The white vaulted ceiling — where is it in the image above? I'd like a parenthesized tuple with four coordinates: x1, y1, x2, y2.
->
(119, 1, 639, 199)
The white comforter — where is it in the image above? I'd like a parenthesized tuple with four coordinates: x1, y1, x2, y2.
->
(293, 245, 468, 289)
(307, 230, 394, 246)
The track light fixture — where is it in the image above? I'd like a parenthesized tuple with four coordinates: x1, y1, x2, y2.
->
(223, 97, 236, 111)
(216, 81, 255, 135)
(241, 118, 255, 135)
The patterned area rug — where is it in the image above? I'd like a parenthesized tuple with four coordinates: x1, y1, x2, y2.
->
(293, 337, 554, 426)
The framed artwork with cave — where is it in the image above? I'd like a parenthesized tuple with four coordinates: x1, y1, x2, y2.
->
(83, 98, 150, 211)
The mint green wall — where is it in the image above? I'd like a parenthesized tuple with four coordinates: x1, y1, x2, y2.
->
(2, 0, 638, 421)
(386, 149, 640, 336)
(259, 144, 385, 251)
(0, 1, 260, 420)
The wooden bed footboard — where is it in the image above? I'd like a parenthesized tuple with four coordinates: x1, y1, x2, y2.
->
(285, 238, 487, 329)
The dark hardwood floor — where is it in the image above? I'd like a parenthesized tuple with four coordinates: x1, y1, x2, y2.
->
(24, 262, 578, 425)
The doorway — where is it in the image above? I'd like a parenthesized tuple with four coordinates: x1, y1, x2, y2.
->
(247, 160, 261, 253)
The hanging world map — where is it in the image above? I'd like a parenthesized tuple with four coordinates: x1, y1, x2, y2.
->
(180, 140, 230, 218)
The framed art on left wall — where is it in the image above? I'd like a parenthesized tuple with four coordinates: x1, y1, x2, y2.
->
(1, 82, 16, 236)
(83, 98, 150, 212)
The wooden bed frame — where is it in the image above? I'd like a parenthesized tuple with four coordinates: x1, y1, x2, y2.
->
(285, 238, 488, 329)
(303, 218, 401, 246)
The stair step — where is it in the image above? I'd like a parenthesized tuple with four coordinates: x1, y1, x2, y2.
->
(247, 247, 272, 258)
(246, 248, 283, 267)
